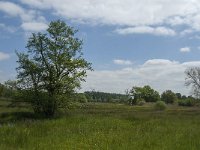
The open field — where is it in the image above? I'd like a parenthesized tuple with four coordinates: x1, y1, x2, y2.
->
(0, 100, 200, 150)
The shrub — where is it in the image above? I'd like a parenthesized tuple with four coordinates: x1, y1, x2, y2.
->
(67, 102, 82, 109)
(178, 99, 195, 107)
(137, 100, 146, 106)
(154, 101, 167, 110)
(137, 98, 146, 106)
(76, 94, 88, 103)
(161, 90, 177, 104)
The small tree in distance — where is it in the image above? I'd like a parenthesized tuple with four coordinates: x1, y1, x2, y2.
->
(16, 20, 92, 117)
(161, 90, 177, 104)
(129, 85, 160, 104)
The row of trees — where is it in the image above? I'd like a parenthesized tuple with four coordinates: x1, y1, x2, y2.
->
(0, 80, 18, 99)
(84, 91, 128, 103)
(128, 85, 197, 106)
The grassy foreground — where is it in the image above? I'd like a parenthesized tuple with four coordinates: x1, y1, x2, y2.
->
(0, 101, 200, 150)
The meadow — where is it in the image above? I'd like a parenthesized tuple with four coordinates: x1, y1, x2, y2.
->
(0, 100, 200, 150)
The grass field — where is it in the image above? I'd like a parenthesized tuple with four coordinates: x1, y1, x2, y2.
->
(0, 100, 200, 150)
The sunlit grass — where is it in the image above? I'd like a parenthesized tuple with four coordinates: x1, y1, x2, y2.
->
(0, 101, 200, 149)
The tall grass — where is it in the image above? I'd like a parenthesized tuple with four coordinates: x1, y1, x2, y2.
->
(0, 102, 200, 149)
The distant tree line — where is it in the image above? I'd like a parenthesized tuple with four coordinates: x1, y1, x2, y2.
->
(0, 80, 19, 100)
(0, 81, 129, 104)
(84, 91, 129, 103)
(127, 85, 198, 106)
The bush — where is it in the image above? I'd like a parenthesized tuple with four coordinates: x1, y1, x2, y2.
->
(178, 99, 195, 107)
(67, 102, 82, 109)
(137, 100, 146, 106)
(154, 101, 167, 110)
(161, 90, 177, 104)
(75, 94, 88, 103)
(137, 99, 146, 106)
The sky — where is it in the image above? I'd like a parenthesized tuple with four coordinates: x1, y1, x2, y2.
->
(1, 0, 200, 95)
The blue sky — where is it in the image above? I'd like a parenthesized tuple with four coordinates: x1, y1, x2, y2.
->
(1, 0, 200, 95)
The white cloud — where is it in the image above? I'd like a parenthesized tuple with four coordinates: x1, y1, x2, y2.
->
(0, 23, 16, 33)
(143, 59, 179, 66)
(180, 47, 191, 53)
(21, 22, 48, 32)
(0, 52, 10, 61)
(82, 59, 200, 95)
(19, 0, 199, 26)
(20, 0, 51, 9)
(0, 1, 35, 22)
(113, 59, 133, 65)
(20, 0, 200, 35)
(0, 1, 47, 32)
(180, 29, 194, 36)
(0, 1, 24, 17)
(115, 26, 176, 36)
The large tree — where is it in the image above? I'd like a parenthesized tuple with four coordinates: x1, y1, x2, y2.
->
(185, 67, 200, 98)
(16, 20, 92, 116)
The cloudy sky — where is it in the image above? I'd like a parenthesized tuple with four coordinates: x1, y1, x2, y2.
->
(1, 0, 200, 95)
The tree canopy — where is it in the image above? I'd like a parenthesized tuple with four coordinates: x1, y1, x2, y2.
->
(161, 90, 177, 104)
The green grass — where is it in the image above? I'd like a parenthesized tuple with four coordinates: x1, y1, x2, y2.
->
(0, 101, 200, 149)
